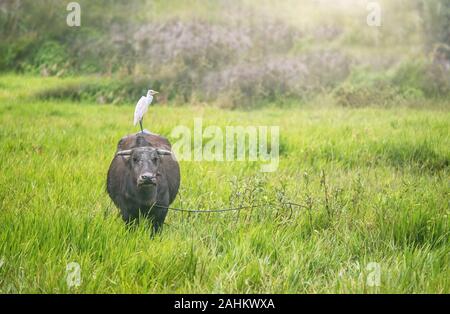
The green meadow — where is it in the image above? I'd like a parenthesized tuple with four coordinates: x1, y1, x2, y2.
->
(0, 75, 448, 293)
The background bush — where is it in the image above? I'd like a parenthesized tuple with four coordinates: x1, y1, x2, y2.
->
(0, 0, 449, 107)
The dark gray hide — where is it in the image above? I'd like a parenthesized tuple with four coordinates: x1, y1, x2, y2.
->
(107, 133, 180, 233)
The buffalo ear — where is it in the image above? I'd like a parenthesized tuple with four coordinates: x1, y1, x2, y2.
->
(117, 135, 130, 151)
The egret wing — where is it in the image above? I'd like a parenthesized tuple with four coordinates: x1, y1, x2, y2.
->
(133, 96, 147, 125)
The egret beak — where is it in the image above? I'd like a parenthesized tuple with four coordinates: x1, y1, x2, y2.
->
(153, 91, 159, 94)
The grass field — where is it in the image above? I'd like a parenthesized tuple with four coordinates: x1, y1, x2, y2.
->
(0, 75, 449, 293)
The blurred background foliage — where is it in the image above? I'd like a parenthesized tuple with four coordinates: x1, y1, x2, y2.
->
(0, 0, 449, 107)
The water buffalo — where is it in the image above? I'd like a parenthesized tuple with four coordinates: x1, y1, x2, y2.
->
(107, 133, 180, 233)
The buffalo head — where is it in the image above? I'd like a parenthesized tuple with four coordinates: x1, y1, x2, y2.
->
(116, 147, 172, 189)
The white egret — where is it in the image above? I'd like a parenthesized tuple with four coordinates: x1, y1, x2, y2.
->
(134, 89, 159, 133)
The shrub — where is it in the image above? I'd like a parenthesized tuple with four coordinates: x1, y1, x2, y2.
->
(35, 76, 157, 105)
(391, 58, 450, 98)
(334, 82, 399, 108)
(203, 50, 352, 108)
(334, 55, 449, 108)
(418, 0, 450, 57)
(25, 41, 70, 76)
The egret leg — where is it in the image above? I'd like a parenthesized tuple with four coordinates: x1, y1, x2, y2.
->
(139, 119, 144, 133)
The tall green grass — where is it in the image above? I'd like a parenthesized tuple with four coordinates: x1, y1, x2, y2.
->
(0, 75, 448, 293)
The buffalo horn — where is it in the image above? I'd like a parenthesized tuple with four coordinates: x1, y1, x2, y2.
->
(116, 149, 132, 156)
(157, 149, 172, 155)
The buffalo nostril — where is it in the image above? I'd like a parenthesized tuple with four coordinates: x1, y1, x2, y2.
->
(139, 173, 156, 185)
